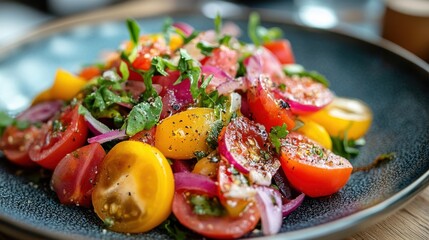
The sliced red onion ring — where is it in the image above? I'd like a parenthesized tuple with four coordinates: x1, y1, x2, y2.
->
(17, 100, 63, 123)
(171, 160, 193, 173)
(216, 77, 246, 95)
(174, 172, 217, 197)
(201, 65, 233, 81)
(282, 193, 305, 217)
(79, 106, 110, 135)
(255, 186, 283, 236)
(124, 81, 162, 100)
(87, 129, 128, 144)
(273, 170, 293, 199)
(218, 117, 280, 177)
(173, 22, 194, 37)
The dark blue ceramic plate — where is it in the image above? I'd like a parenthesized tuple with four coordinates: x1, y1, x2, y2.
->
(0, 1, 428, 239)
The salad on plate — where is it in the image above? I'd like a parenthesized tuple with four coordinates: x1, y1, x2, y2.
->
(0, 13, 374, 239)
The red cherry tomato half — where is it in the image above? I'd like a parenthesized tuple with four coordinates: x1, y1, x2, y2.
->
(263, 40, 295, 65)
(51, 143, 106, 207)
(274, 76, 334, 115)
(280, 132, 352, 197)
(218, 116, 280, 176)
(29, 104, 88, 170)
(0, 125, 40, 167)
(172, 190, 260, 239)
(247, 76, 295, 131)
(129, 127, 156, 145)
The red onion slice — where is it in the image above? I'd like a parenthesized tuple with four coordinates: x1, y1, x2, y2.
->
(216, 77, 246, 95)
(79, 106, 110, 135)
(174, 172, 217, 197)
(87, 129, 128, 144)
(171, 160, 193, 173)
(218, 116, 280, 177)
(282, 193, 305, 217)
(273, 170, 293, 199)
(173, 22, 194, 37)
(255, 186, 283, 236)
(17, 100, 63, 123)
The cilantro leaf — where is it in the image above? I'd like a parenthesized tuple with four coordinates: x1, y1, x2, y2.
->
(0, 112, 14, 137)
(269, 124, 289, 153)
(214, 12, 222, 36)
(331, 134, 366, 159)
(119, 61, 129, 81)
(125, 96, 162, 136)
(162, 17, 173, 44)
(126, 18, 140, 46)
(175, 49, 201, 99)
(248, 12, 283, 46)
(196, 41, 216, 56)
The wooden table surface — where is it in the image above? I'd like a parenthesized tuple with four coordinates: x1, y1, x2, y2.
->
(350, 186, 429, 240)
(0, 1, 427, 239)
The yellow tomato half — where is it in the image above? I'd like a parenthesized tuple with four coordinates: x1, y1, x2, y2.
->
(92, 141, 174, 233)
(296, 117, 332, 150)
(32, 69, 87, 104)
(306, 97, 372, 140)
(155, 108, 216, 159)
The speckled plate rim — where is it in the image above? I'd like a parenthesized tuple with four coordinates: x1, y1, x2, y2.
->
(0, 1, 428, 239)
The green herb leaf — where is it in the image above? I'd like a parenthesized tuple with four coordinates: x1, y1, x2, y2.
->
(196, 41, 216, 56)
(190, 194, 225, 217)
(331, 132, 366, 159)
(119, 61, 129, 81)
(0, 112, 14, 137)
(206, 120, 224, 149)
(175, 49, 201, 99)
(214, 12, 222, 36)
(248, 12, 261, 46)
(269, 123, 289, 153)
(175, 29, 199, 45)
(248, 12, 283, 46)
(218, 35, 232, 46)
(126, 18, 140, 46)
(125, 96, 162, 136)
(162, 17, 173, 44)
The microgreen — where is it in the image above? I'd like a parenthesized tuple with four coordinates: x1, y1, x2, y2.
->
(269, 123, 289, 153)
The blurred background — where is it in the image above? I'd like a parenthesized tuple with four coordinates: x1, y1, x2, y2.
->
(0, 0, 428, 62)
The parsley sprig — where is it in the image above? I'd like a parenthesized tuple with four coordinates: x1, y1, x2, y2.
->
(269, 124, 289, 153)
(248, 12, 283, 46)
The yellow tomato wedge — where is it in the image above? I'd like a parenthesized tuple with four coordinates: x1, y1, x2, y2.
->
(31, 89, 52, 105)
(306, 97, 372, 140)
(92, 141, 174, 233)
(50, 69, 87, 100)
(155, 108, 216, 159)
(32, 69, 86, 104)
(296, 117, 332, 150)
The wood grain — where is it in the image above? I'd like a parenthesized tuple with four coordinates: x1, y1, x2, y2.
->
(350, 186, 429, 240)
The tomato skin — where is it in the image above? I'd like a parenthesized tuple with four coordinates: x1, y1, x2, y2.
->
(247, 77, 295, 131)
(29, 105, 88, 170)
(274, 76, 334, 115)
(263, 40, 295, 64)
(92, 141, 174, 233)
(155, 108, 216, 159)
(129, 127, 156, 145)
(297, 117, 332, 150)
(79, 66, 101, 80)
(0, 126, 40, 167)
(280, 132, 352, 197)
(51, 143, 106, 207)
(172, 190, 260, 239)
